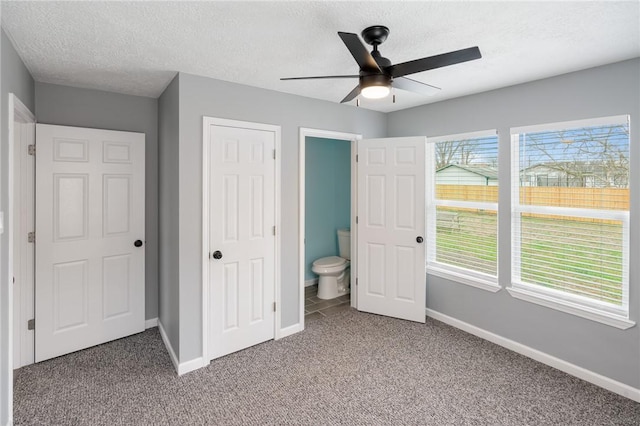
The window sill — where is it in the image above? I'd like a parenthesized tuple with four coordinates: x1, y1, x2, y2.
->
(507, 286, 635, 330)
(427, 265, 501, 293)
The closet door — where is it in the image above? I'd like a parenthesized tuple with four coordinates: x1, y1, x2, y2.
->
(35, 124, 145, 362)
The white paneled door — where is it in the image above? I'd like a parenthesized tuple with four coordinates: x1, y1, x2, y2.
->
(357, 137, 426, 323)
(208, 123, 276, 360)
(35, 124, 145, 362)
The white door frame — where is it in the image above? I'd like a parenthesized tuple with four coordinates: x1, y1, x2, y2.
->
(3, 94, 36, 426)
(202, 117, 281, 364)
(298, 128, 361, 330)
(11, 96, 36, 369)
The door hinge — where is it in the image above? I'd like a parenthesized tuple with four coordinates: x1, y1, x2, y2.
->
(356, 154, 358, 162)
(272, 226, 276, 236)
(273, 149, 276, 160)
(273, 302, 276, 312)
(356, 278, 358, 286)
(355, 216, 358, 224)
(27, 232, 35, 243)
(27, 319, 35, 330)
(28, 144, 35, 156)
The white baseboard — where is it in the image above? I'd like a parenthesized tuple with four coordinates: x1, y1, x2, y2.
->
(158, 320, 179, 374)
(177, 357, 206, 376)
(277, 323, 303, 339)
(305, 278, 318, 287)
(145, 317, 158, 329)
(426, 308, 640, 402)
(158, 320, 206, 376)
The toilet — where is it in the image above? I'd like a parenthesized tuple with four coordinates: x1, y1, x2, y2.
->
(312, 229, 350, 300)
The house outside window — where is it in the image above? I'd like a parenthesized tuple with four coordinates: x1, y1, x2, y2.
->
(426, 130, 499, 292)
(509, 115, 632, 328)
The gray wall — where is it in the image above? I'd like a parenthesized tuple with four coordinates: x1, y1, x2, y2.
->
(1, 28, 35, 425)
(35, 82, 159, 321)
(387, 58, 640, 388)
(175, 72, 387, 361)
(157, 75, 180, 355)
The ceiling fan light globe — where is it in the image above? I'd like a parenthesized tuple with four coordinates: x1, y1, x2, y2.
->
(361, 85, 391, 99)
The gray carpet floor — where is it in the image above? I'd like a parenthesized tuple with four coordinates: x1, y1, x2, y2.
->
(14, 309, 640, 425)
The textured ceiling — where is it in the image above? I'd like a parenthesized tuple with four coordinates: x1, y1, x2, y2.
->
(2, 1, 639, 112)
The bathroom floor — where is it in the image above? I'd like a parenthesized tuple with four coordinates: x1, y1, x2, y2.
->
(304, 284, 352, 320)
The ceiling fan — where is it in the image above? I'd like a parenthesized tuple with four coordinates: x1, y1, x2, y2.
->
(281, 25, 482, 103)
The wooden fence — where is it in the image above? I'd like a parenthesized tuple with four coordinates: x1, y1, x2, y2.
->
(436, 185, 629, 211)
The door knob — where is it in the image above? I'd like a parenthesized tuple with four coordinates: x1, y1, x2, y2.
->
(416, 236, 424, 243)
(212, 250, 223, 260)
(134, 240, 143, 247)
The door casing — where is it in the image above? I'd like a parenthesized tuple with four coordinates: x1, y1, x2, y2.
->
(298, 128, 361, 331)
(3, 94, 36, 426)
(11, 99, 36, 369)
(202, 117, 282, 364)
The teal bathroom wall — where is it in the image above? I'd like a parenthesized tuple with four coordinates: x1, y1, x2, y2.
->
(305, 137, 351, 281)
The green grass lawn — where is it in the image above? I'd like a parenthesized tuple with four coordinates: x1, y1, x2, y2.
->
(435, 209, 623, 305)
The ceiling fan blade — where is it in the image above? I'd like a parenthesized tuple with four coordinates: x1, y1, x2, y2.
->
(340, 85, 361, 103)
(338, 32, 381, 72)
(387, 46, 481, 78)
(392, 77, 441, 96)
(280, 75, 359, 81)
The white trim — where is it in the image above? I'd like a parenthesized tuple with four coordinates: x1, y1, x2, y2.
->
(4, 95, 36, 426)
(350, 139, 358, 309)
(427, 267, 501, 293)
(145, 318, 158, 329)
(435, 199, 498, 211)
(298, 128, 362, 329)
(158, 320, 206, 376)
(507, 286, 635, 330)
(278, 323, 303, 339)
(11, 100, 36, 369)
(158, 320, 179, 373)
(516, 205, 629, 221)
(304, 278, 318, 287)
(273, 124, 283, 339)
(202, 117, 282, 357)
(201, 118, 210, 369)
(425, 308, 640, 402)
(177, 357, 205, 376)
(511, 114, 629, 135)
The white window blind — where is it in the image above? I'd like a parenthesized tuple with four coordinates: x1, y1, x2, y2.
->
(427, 130, 499, 289)
(511, 116, 630, 317)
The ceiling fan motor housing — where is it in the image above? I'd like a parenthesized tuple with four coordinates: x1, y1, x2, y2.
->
(361, 25, 390, 46)
(360, 73, 392, 88)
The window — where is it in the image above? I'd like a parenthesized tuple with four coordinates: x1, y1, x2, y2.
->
(426, 130, 499, 291)
(510, 116, 632, 328)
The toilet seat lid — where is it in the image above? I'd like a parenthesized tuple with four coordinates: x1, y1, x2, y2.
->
(313, 256, 346, 268)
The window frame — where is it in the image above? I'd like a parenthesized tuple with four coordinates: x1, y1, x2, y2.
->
(509, 115, 634, 329)
(426, 129, 500, 292)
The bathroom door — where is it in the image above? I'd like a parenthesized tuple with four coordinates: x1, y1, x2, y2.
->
(356, 137, 426, 323)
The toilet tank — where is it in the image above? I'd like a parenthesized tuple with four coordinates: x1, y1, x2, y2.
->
(337, 229, 351, 260)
